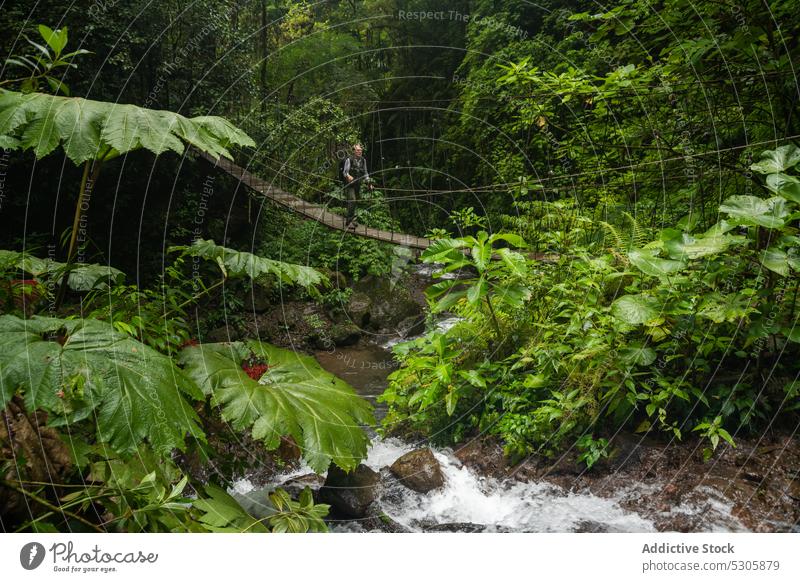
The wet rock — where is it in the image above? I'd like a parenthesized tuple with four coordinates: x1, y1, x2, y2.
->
(542, 451, 583, 477)
(353, 275, 422, 331)
(277, 436, 302, 463)
(370, 299, 420, 330)
(574, 520, 609, 533)
(454, 437, 508, 477)
(244, 285, 272, 313)
(787, 479, 800, 502)
(389, 448, 445, 493)
(346, 292, 372, 327)
(329, 323, 361, 346)
(656, 512, 703, 533)
(359, 502, 412, 533)
(603, 433, 645, 472)
(279, 473, 325, 500)
(396, 314, 426, 338)
(424, 522, 487, 533)
(319, 464, 380, 518)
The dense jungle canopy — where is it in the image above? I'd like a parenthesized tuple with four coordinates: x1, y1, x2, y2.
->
(0, 0, 798, 533)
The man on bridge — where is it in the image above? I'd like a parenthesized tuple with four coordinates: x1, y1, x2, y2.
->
(341, 143, 373, 229)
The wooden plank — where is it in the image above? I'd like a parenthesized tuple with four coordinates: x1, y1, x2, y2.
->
(195, 149, 432, 250)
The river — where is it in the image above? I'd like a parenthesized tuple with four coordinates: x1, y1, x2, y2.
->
(227, 334, 781, 532)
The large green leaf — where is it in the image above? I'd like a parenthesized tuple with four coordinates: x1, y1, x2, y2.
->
(1, 249, 125, 291)
(750, 144, 800, 174)
(0, 91, 29, 136)
(618, 344, 657, 367)
(489, 233, 528, 248)
(192, 485, 268, 533)
(38, 24, 68, 55)
(425, 279, 468, 313)
(628, 248, 686, 277)
(0, 315, 204, 456)
(719, 195, 788, 229)
(466, 276, 487, 307)
(0, 249, 22, 270)
(100, 104, 185, 157)
(496, 247, 528, 277)
(766, 173, 800, 204)
(0, 89, 255, 165)
(54, 97, 104, 163)
(179, 341, 374, 473)
(420, 237, 469, 265)
(492, 281, 531, 309)
(760, 247, 791, 276)
(66, 264, 126, 291)
(174, 239, 326, 288)
(611, 294, 661, 325)
(661, 229, 741, 260)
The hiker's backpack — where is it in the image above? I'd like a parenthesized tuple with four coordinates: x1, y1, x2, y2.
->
(337, 156, 348, 186)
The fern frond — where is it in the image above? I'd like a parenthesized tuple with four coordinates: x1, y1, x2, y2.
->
(599, 221, 626, 249)
(623, 211, 649, 248)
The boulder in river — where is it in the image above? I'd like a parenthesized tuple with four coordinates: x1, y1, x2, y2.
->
(279, 473, 325, 500)
(329, 323, 361, 346)
(352, 275, 423, 332)
(360, 502, 412, 533)
(389, 448, 445, 493)
(319, 464, 380, 518)
(396, 314, 426, 338)
(454, 437, 507, 477)
(574, 520, 609, 533)
(345, 292, 373, 327)
(424, 522, 487, 533)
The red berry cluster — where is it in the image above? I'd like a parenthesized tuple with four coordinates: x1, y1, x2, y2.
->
(242, 362, 270, 380)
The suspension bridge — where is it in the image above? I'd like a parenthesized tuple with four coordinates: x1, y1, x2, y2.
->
(195, 150, 432, 250)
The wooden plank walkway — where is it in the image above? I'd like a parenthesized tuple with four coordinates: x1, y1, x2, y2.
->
(195, 150, 432, 250)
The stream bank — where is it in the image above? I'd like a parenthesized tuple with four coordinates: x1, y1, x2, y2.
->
(222, 332, 800, 533)
(210, 266, 800, 533)
(313, 340, 800, 533)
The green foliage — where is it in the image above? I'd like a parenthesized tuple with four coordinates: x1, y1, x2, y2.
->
(384, 146, 800, 458)
(179, 340, 374, 473)
(256, 205, 396, 280)
(193, 484, 328, 533)
(0, 249, 125, 299)
(265, 487, 329, 533)
(1, 24, 89, 96)
(421, 231, 530, 334)
(193, 484, 270, 533)
(693, 416, 735, 462)
(576, 435, 610, 469)
(172, 238, 326, 289)
(750, 145, 800, 175)
(383, 230, 535, 443)
(0, 89, 255, 164)
(0, 314, 204, 456)
(21, 442, 330, 533)
(83, 450, 199, 532)
(245, 97, 358, 199)
(82, 259, 194, 356)
(610, 294, 661, 325)
(449, 207, 487, 230)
